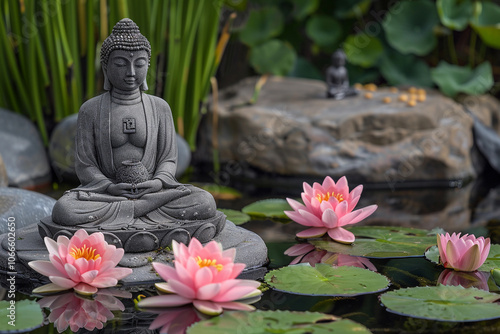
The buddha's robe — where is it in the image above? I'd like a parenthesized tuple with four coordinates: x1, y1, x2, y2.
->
(52, 92, 216, 229)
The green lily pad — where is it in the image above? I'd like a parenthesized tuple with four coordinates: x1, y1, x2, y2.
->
(343, 34, 383, 68)
(311, 226, 437, 258)
(218, 209, 250, 225)
(290, 0, 319, 21)
(382, 0, 439, 56)
(305, 15, 342, 48)
(0, 300, 44, 332)
(471, 1, 500, 49)
(492, 268, 500, 287)
(425, 243, 500, 271)
(437, 0, 474, 31)
(265, 263, 390, 296)
(239, 7, 284, 47)
(334, 0, 371, 20)
(241, 198, 291, 220)
(380, 285, 500, 322)
(431, 61, 493, 97)
(289, 57, 323, 80)
(187, 310, 372, 334)
(379, 49, 433, 87)
(196, 183, 242, 200)
(249, 39, 297, 76)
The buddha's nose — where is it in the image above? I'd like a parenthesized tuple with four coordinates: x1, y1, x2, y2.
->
(127, 64, 135, 76)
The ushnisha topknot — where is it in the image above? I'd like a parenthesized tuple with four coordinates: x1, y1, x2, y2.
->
(100, 18, 151, 67)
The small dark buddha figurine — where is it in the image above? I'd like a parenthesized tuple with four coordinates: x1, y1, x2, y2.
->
(326, 49, 357, 100)
(42, 19, 225, 251)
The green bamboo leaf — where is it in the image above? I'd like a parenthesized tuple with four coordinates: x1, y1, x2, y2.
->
(382, 0, 439, 56)
(380, 285, 500, 322)
(266, 263, 390, 296)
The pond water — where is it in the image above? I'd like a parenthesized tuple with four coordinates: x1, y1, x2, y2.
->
(5, 174, 500, 333)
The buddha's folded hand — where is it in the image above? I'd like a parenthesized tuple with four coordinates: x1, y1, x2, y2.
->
(107, 182, 134, 196)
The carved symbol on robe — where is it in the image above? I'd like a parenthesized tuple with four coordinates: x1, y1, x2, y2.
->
(123, 118, 136, 134)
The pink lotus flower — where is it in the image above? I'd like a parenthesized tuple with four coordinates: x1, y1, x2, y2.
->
(437, 233, 490, 272)
(29, 229, 133, 295)
(285, 176, 377, 243)
(285, 243, 376, 271)
(38, 289, 131, 333)
(138, 238, 261, 315)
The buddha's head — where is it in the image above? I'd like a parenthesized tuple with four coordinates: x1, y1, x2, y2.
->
(100, 18, 151, 91)
(331, 49, 346, 67)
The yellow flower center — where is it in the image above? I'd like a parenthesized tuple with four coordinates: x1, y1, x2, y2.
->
(69, 244, 100, 261)
(195, 256, 223, 272)
(316, 192, 344, 203)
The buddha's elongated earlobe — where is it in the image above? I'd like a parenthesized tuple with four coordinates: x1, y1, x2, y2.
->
(140, 78, 148, 91)
(103, 65, 111, 91)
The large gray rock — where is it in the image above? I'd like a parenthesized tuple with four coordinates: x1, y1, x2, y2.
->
(49, 114, 191, 182)
(0, 108, 52, 188)
(0, 154, 7, 188)
(197, 77, 476, 186)
(0, 187, 55, 233)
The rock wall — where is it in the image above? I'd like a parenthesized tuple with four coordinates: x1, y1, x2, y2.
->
(197, 77, 477, 186)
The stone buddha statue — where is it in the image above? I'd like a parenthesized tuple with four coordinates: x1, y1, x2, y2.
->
(326, 49, 357, 100)
(40, 18, 226, 252)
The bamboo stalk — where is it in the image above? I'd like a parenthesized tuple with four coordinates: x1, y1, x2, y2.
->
(86, 0, 96, 99)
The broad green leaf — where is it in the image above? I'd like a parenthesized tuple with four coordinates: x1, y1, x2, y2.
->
(470, 2, 500, 49)
(382, 0, 439, 55)
(343, 34, 383, 68)
(290, 0, 319, 21)
(305, 15, 342, 48)
(223, 0, 247, 11)
(196, 183, 242, 200)
(431, 61, 493, 97)
(492, 268, 500, 287)
(334, 0, 372, 19)
(239, 7, 284, 47)
(346, 63, 380, 84)
(437, 0, 474, 31)
(288, 57, 323, 80)
(265, 263, 390, 296)
(187, 310, 372, 334)
(379, 49, 433, 87)
(249, 39, 297, 76)
(425, 244, 500, 272)
(311, 226, 437, 258)
(0, 300, 44, 332)
(218, 209, 250, 225)
(380, 285, 500, 322)
(241, 198, 291, 220)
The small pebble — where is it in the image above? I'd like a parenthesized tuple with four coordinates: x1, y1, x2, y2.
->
(417, 94, 426, 102)
(354, 83, 363, 90)
(389, 87, 399, 93)
(407, 100, 417, 107)
(382, 97, 392, 104)
(364, 83, 377, 92)
(398, 94, 409, 102)
(364, 92, 373, 99)
(408, 87, 417, 94)
(417, 88, 426, 95)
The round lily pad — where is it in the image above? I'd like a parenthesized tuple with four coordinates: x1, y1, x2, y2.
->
(431, 61, 493, 97)
(241, 198, 291, 220)
(437, 0, 474, 31)
(379, 49, 433, 87)
(249, 39, 297, 76)
(218, 209, 250, 225)
(187, 310, 372, 334)
(311, 226, 437, 258)
(305, 15, 342, 48)
(380, 285, 500, 322)
(425, 243, 500, 271)
(265, 263, 390, 296)
(239, 7, 284, 47)
(470, 1, 500, 49)
(382, 0, 439, 56)
(343, 34, 383, 68)
(0, 300, 44, 332)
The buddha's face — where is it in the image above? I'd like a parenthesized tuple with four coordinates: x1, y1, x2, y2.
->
(106, 49, 148, 91)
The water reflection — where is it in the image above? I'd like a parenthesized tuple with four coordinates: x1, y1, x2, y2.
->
(142, 306, 207, 334)
(437, 269, 490, 291)
(38, 289, 131, 333)
(284, 242, 376, 271)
